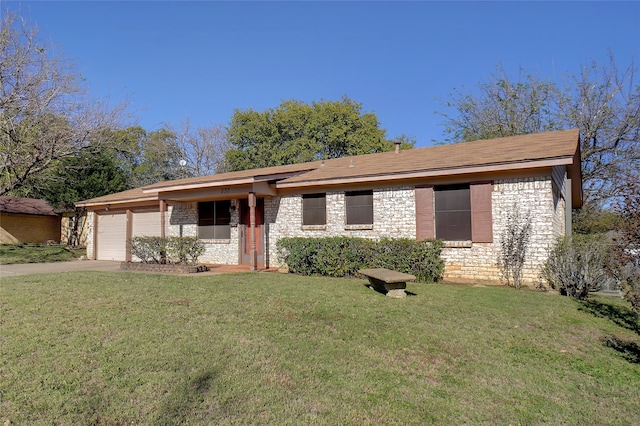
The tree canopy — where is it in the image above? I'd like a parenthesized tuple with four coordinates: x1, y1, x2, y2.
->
(224, 97, 409, 172)
(438, 55, 640, 205)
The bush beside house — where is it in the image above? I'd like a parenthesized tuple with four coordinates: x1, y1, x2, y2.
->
(277, 237, 444, 282)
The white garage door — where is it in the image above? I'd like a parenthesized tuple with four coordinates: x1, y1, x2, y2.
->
(96, 212, 126, 261)
(131, 210, 165, 262)
(132, 210, 164, 237)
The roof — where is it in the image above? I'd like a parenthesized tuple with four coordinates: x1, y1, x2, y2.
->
(75, 187, 158, 208)
(77, 129, 582, 208)
(0, 197, 60, 216)
(278, 129, 581, 187)
(143, 161, 323, 191)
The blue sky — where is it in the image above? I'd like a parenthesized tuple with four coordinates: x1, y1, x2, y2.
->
(6, 1, 640, 147)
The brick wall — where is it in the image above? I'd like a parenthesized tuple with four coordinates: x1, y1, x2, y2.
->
(87, 173, 566, 282)
(167, 201, 240, 265)
(267, 176, 564, 284)
(266, 187, 416, 267)
(442, 176, 564, 284)
(86, 211, 94, 258)
(0, 213, 61, 244)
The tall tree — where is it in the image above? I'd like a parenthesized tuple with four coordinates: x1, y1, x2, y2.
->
(225, 97, 403, 171)
(439, 66, 561, 142)
(21, 149, 129, 246)
(438, 55, 640, 205)
(167, 119, 230, 177)
(0, 9, 125, 195)
(105, 126, 182, 187)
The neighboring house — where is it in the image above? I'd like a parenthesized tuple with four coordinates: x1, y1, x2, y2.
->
(77, 129, 582, 284)
(0, 197, 62, 244)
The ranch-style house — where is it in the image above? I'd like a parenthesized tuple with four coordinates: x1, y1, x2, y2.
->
(76, 129, 583, 283)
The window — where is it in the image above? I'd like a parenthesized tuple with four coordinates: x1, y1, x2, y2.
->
(346, 190, 373, 225)
(302, 193, 326, 226)
(198, 200, 231, 239)
(434, 184, 471, 241)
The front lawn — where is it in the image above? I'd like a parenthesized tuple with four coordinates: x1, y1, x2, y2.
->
(0, 244, 85, 264)
(1, 272, 639, 424)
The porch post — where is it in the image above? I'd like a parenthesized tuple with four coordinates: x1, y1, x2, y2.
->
(159, 200, 166, 238)
(248, 192, 257, 271)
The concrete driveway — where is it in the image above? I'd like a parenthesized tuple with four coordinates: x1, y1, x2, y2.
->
(0, 260, 122, 278)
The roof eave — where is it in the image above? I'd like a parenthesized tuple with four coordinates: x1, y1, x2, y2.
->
(76, 196, 159, 209)
(141, 169, 317, 194)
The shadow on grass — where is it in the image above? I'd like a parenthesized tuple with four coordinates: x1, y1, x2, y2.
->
(579, 299, 640, 335)
(363, 284, 417, 297)
(154, 369, 216, 425)
(602, 335, 640, 364)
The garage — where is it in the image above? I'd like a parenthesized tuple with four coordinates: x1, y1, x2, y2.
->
(132, 210, 164, 237)
(96, 212, 127, 261)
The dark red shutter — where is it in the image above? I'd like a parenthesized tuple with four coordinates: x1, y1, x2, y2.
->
(470, 182, 493, 243)
(415, 186, 434, 240)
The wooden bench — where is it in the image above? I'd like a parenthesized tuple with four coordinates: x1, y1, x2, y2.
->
(358, 268, 416, 298)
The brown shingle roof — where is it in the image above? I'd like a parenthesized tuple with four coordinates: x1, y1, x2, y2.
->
(142, 161, 323, 191)
(0, 197, 59, 216)
(75, 187, 157, 208)
(76, 129, 581, 207)
(278, 129, 580, 186)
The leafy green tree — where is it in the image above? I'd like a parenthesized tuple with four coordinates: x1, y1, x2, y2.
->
(438, 55, 640, 205)
(105, 126, 183, 187)
(439, 66, 561, 143)
(18, 149, 129, 246)
(225, 97, 405, 171)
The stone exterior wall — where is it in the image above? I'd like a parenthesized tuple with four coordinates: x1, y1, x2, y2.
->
(441, 175, 565, 284)
(86, 211, 95, 258)
(266, 187, 416, 267)
(85, 173, 568, 283)
(167, 201, 241, 265)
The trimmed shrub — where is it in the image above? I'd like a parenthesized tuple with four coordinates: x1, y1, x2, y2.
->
(276, 236, 444, 283)
(166, 236, 205, 266)
(129, 236, 205, 265)
(129, 236, 167, 264)
(541, 235, 610, 299)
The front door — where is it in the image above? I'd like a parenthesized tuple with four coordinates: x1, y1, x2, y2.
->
(239, 197, 265, 268)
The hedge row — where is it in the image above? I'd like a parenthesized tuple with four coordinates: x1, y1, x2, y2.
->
(129, 236, 205, 265)
(276, 237, 444, 283)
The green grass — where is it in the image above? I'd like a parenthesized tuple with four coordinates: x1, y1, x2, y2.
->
(0, 244, 86, 264)
(1, 272, 639, 425)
